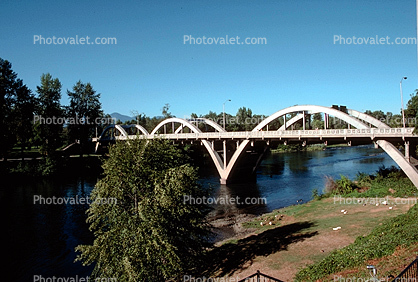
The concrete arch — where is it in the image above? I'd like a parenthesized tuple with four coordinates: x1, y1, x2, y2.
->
(253, 105, 369, 132)
(347, 109, 390, 129)
(100, 124, 129, 139)
(278, 112, 312, 130)
(250, 105, 418, 187)
(150, 118, 227, 176)
(95, 124, 130, 153)
(376, 140, 418, 187)
(181, 118, 226, 133)
(151, 118, 202, 135)
(123, 124, 149, 135)
(277, 108, 390, 130)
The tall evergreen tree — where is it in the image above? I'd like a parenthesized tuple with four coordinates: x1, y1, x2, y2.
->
(35, 73, 64, 156)
(13, 80, 36, 158)
(0, 58, 36, 159)
(66, 81, 102, 154)
(75, 139, 212, 281)
(235, 106, 253, 131)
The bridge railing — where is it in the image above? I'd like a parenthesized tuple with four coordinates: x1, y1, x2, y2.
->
(111, 127, 415, 141)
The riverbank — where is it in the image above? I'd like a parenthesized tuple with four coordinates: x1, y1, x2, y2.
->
(0, 154, 103, 179)
(270, 143, 326, 153)
(202, 170, 418, 281)
(203, 195, 416, 281)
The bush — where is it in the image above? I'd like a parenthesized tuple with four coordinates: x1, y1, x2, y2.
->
(335, 175, 356, 195)
(311, 188, 324, 200)
(324, 175, 357, 196)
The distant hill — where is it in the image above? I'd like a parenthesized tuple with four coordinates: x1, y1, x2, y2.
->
(109, 112, 134, 123)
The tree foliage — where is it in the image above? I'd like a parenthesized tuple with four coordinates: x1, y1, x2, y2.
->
(75, 139, 212, 281)
(0, 58, 36, 158)
(312, 112, 324, 129)
(35, 73, 64, 156)
(233, 106, 253, 131)
(66, 81, 103, 152)
(405, 89, 418, 130)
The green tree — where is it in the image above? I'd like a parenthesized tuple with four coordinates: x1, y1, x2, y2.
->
(235, 106, 253, 131)
(0, 58, 36, 159)
(266, 116, 283, 131)
(66, 81, 103, 154)
(405, 90, 418, 129)
(35, 73, 64, 156)
(389, 114, 402, 128)
(14, 81, 36, 158)
(75, 139, 212, 281)
(312, 112, 324, 129)
(162, 103, 173, 118)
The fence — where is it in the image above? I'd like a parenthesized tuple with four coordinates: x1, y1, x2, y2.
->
(392, 257, 418, 282)
(238, 270, 285, 282)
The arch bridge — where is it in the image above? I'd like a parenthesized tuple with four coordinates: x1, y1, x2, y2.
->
(94, 105, 418, 187)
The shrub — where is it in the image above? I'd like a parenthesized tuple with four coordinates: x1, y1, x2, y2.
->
(335, 175, 356, 195)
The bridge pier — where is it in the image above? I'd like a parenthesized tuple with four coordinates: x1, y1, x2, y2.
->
(405, 141, 410, 161)
(215, 140, 269, 184)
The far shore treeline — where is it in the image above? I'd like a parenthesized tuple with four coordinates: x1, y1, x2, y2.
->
(3, 56, 418, 175)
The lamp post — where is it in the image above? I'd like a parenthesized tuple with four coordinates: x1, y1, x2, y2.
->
(223, 99, 231, 129)
(400, 77, 407, 128)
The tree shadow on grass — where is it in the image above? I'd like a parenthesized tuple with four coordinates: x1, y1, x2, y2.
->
(202, 221, 318, 277)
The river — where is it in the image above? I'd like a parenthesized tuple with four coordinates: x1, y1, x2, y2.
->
(4, 145, 397, 281)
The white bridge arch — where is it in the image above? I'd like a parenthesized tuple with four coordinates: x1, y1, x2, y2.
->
(95, 105, 418, 187)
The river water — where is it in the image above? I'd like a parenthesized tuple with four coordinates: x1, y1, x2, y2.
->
(4, 145, 397, 281)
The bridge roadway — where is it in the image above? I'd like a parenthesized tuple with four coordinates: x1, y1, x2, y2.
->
(113, 127, 415, 141)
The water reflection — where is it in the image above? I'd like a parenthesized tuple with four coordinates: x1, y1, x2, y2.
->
(6, 178, 95, 281)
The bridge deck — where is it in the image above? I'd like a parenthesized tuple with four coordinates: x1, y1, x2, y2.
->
(102, 127, 415, 141)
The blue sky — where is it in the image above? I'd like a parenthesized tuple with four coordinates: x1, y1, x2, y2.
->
(1, 0, 418, 118)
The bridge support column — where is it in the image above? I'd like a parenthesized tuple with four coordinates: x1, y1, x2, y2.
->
(302, 111, 306, 130)
(324, 113, 328, 129)
(223, 140, 227, 169)
(405, 141, 410, 161)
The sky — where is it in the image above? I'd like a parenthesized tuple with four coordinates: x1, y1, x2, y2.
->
(1, 0, 418, 118)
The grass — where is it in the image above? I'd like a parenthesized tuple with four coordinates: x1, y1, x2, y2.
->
(322, 243, 418, 281)
(292, 169, 418, 281)
(242, 210, 282, 230)
(294, 203, 418, 281)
